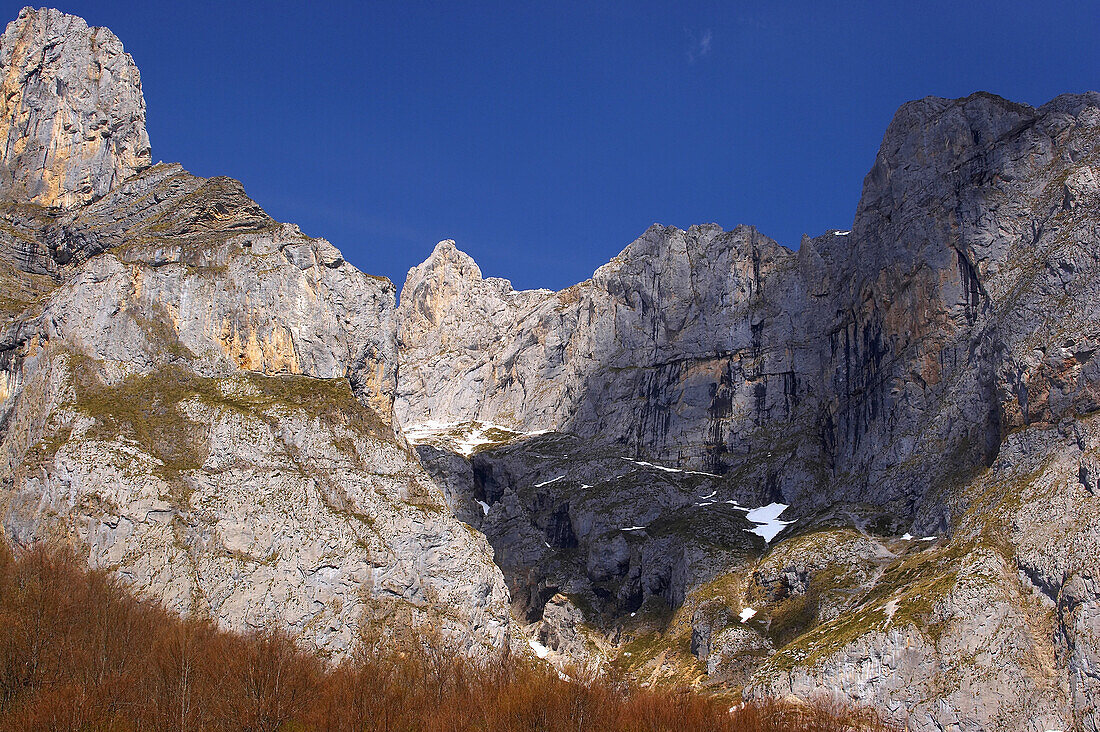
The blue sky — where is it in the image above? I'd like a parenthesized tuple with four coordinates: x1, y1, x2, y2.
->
(14, 1, 1098, 291)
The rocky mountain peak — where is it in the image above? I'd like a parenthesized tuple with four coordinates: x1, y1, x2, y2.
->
(418, 238, 486, 282)
(397, 87, 1100, 730)
(0, 6, 151, 207)
(0, 9, 512, 660)
(3, 8, 1100, 729)
(854, 93, 1030, 223)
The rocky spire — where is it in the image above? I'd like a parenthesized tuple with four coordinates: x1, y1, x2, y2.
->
(0, 7, 151, 207)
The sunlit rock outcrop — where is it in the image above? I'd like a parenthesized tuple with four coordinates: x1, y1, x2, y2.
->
(0, 8, 511, 658)
(0, 8, 151, 208)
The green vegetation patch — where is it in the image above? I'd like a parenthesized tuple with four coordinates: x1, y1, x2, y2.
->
(647, 503, 758, 553)
(763, 538, 975, 674)
(72, 357, 209, 477)
(70, 355, 389, 480)
(609, 597, 702, 680)
(0, 258, 57, 322)
(684, 528, 880, 656)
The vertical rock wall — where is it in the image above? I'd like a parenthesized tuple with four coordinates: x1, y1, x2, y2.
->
(0, 7, 150, 208)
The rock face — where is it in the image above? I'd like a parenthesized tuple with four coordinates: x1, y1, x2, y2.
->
(0, 8, 151, 208)
(399, 92, 1100, 527)
(414, 429, 764, 624)
(399, 91, 1100, 729)
(0, 9, 510, 658)
(3, 6, 1100, 729)
(399, 226, 824, 480)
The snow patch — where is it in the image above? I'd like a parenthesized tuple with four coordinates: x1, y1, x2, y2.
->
(535, 475, 565, 487)
(744, 502, 794, 542)
(621, 526, 647, 532)
(745, 503, 787, 523)
(403, 420, 544, 457)
(623, 458, 681, 473)
(620, 457, 720, 477)
(528, 638, 551, 659)
(739, 607, 757, 622)
(476, 500, 490, 516)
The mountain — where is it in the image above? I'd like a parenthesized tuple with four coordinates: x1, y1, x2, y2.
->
(0, 7, 510, 658)
(397, 92, 1100, 730)
(2, 7, 1100, 731)
(0, 7, 149, 208)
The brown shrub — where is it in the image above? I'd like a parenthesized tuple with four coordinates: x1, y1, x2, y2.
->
(0, 543, 895, 731)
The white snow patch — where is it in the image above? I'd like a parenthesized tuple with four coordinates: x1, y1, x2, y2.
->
(621, 526, 647, 532)
(882, 599, 899, 620)
(745, 503, 787, 523)
(631, 459, 681, 473)
(701, 491, 717, 500)
(535, 475, 565, 487)
(739, 607, 757, 623)
(920, 536, 936, 541)
(750, 522, 791, 542)
(403, 420, 547, 457)
(528, 638, 551, 659)
(620, 457, 720, 477)
(402, 419, 453, 443)
(835, 230, 851, 235)
(477, 500, 491, 516)
(900, 533, 913, 540)
(744, 502, 794, 542)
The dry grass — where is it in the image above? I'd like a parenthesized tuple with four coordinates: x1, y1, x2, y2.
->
(0, 544, 894, 731)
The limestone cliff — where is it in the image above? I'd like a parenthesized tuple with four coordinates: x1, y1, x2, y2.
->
(0, 7, 150, 208)
(398, 91, 1100, 730)
(0, 8, 511, 658)
(3, 5, 1100, 729)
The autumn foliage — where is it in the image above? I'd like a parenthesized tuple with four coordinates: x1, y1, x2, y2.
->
(0, 544, 892, 731)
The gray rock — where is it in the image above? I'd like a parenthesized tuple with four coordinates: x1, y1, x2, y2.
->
(4, 6, 1100, 728)
(0, 9, 511, 659)
(691, 605, 771, 682)
(399, 90, 1100, 729)
(0, 8, 150, 208)
(531, 593, 602, 672)
(0, 168, 513, 657)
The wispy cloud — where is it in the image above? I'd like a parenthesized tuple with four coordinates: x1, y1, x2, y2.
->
(686, 28, 713, 63)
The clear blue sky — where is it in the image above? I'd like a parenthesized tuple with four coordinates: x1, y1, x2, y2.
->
(12, 2, 1098, 291)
